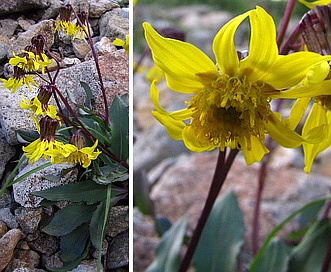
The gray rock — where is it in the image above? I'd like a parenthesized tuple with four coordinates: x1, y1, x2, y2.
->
(0, 220, 8, 238)
(61, 57, 81, 67)
(72, 38, 91, 59)
(0, 35, 11, 62)
(30, 233, 58, 256)
(53, 58, 113, 108)
(0, 229, 22, 271)
(15, 207, 43, 234)
(17, 17, 35, 31)
(0, 208, 18, 229)
(0, 190, 14, 209)
(88, 0, 119, 18)
(107, 206, 129, 237)
(0, 19, 19, 38)
(64, 0, 88, 13)
(0, 132, 16, 179)
(13, 268, 46, 272)
(69, 259, 102, 272)
(0, 84, 38, 145)
(5, 249, 40, 272)
(0, 0, 49, 16)
(99, 9, 129, 41)
(8, 19, 55, 59)
(133, 124, 188, 173)
(42, 0, 63, 20)
(41, 251, 63, 270)
(13, 159, 78, 207)
(106, 230, 129, 270)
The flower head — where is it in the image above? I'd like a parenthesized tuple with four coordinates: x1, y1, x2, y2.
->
(144, 6, 330, 165)
(23, 116, 68, 164)
(55, 6, 87, 40)
(0, 66, 38, 93)
(63, 133, 101, 168)
(9, 49, 52, 74)
(20, 85, 59, 119)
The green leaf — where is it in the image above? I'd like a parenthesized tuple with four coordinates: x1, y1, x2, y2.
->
(253, 238, 289, 272)
(193, 191, 245, 272)
(46, 241, 90, 272)
(109, 95, 129, 161)
(60, 222, 90, 262)
(80, 81, 93, 109)
(32, 180, 107, 205)
(299, 200, 325, 227)
(249, 196, 331, 271)
(146, 216, 187, 272)
(78, 117, 111, 146)
(288, 218, 331, 272)
(155, 216, 172, 237)
(133, 170, 155, 216)
(17, 129, 39, 143)
(43, 203, 96, 236)
(89, 199, 107, 249)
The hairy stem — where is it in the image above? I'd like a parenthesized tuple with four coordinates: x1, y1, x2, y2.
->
(178, 149, 239, 272)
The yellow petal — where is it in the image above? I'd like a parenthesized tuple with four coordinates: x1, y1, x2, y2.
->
(239, 7, 278, 82)
(182, 126, 214, 152)
(266, 113, 305, 148)
(213, 10, 250, 76)
(298, 0, 330, 9)
(241, 136, 269, 165)
(303, 103, 331, 174)
(284, 98, 311, 130)
(260, 53, 330, 90)
(272, 79, 331, 99)
(143, 22, 217, 93)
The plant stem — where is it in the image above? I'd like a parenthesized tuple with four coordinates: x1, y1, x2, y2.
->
(251, 100, 283, 254)
(321, 226, 331, 272)
(178, 148, 239, 272)
(277, 0, 296, 48)
(69, 5, 109, 128)
(251, 138, 272, 254)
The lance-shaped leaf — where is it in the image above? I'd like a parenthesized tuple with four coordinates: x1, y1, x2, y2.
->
(193, 191, 245, 272)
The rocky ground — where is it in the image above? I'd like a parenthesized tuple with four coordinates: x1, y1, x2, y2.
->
(0, 0, 129, 271)
(133, 3, 331, 271)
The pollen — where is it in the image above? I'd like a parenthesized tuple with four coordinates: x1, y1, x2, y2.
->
(187, 75, 271, 151)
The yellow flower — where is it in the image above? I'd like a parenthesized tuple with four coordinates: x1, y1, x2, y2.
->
(22, 116, 68, 164)
(133, 0, 137, 6)
(20, 96, 59, 119)
(63, 139, 101, 168)
(55, 19, 87, 40)
(9, 51, 52, 74)
(298, 0, 330, 9)
(144, 6, 330, 165)
(0, 67, 38, 93)
(113, 35, 129, 54)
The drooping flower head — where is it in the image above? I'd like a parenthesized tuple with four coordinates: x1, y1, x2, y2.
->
(20, 85, 59, 120)
(23, 116, 68, 164)
(144, 6, 330, 165)
(0, 66, 37, 93)
(55, 5, 87, 40)
(63, 132, 101, 168)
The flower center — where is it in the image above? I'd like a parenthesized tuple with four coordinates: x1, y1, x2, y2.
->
(314, 95, 331, 111)
(187, 74, 271, 150)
